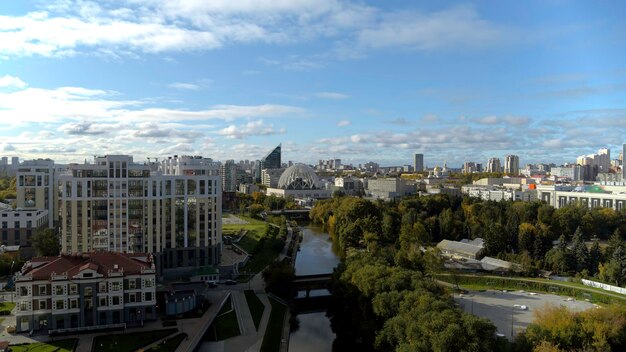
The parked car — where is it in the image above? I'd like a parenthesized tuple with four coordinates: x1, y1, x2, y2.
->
(225, 280, 237, 285)
(208, 281, 218, 288)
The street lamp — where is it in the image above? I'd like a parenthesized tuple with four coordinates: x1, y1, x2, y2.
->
(511, 305, 515, 339)
(10, 261, 15, 303)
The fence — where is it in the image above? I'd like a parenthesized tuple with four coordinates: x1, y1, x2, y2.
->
(581, 279, 626, 296)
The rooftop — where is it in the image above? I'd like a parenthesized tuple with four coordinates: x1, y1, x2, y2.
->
(18, 252, 155, 281)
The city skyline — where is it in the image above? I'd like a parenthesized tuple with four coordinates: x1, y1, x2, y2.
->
(1, 1, 626, 166)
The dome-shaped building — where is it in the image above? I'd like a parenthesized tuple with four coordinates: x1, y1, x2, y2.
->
(266, 164, 331, 201)
(277, 164, 320, 190)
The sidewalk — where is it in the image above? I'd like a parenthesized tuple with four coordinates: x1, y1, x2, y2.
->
(198, 289, 272, 352)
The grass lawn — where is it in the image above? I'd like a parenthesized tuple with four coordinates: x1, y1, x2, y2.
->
(92, 328, 177, 352)
(206, 296, 240, 341)
(10, 339, 77, 352)
(437, 274, 626, 304)
(145, 333, 187, 352)
(241, 239, 283, 274)
(260, 297, 286, 352)
(244, 290, 265, 331)
(223, 215, 283, 274)
(222, 215, 267, 235)
(0, 301, 15, 313)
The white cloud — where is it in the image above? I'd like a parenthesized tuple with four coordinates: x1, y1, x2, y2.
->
(218, 120, 285, 139)
(0, 1, 507, 60)
(169, 82, 200, 90)
(337, 120, 350, 127)
(0, 79, 304, 124)
(474, 115, 529, 125)
(0, 75, 27, 89)
(1, 143, 16, 152)
(316, 92, 349, 100)
(357, 5, 505, 50)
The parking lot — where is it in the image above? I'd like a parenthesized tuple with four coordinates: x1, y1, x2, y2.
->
(455, 290, 596, 340)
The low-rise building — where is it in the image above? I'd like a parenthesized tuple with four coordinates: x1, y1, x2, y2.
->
(462, 185, 537, 202)
(366, 178, 415, 200)
(536, 184, 626, 210)
(437, 238, 484, 260)
(0, 209, 48, 246)
(14, 252, 157, 334)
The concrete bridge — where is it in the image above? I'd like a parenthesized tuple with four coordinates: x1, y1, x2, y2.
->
(291, 274, 333, 297)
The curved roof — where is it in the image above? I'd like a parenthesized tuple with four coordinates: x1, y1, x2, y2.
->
(277, 164, 320, 190)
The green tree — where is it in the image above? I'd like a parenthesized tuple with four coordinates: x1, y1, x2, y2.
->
(571, 227, 589, 273)
(32, 228, 60, 256)
(588, 240, 602, 276)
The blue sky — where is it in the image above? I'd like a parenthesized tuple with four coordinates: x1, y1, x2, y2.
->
(0, 0, 625, 167)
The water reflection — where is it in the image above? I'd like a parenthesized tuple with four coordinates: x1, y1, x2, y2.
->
(294, 225, 340, 276)
(296, 289, 331, 298)
(288, 312, 335, 352)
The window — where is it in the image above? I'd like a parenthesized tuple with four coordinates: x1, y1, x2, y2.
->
(112, 282, 120, 291)
(112, 296, 120, 305)
(84, 287, 93, 297)
(19, 302, 29, 311)
(69, 284, 78, 295)
(39, 285, 47, 295)
(55, 300, 64, 310)
(129, 293, 136, 303)
(20, 287, 28, 296)
(145, 292, 152, 301)
(55, 285, 64, 295)
(144, 278, 154, 288)
(99, 282, 107, 293)
(39, 301, 46, 310)
(70, 299, 78, 309)
(128, 280, 136, 289)
(99, 297, 107, 307)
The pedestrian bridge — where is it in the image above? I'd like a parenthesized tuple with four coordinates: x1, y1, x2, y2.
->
(291, 274, 333, 296)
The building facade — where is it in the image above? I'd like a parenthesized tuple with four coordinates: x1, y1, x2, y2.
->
(16, 159, 60, 228)
(414, 153, 424, 172)
(537, 185, 626, 211)
(366, 178, 416, 200)
(486, 157, 502, 173)
(58, 155, 222, 273)
(504, 155, 520, 175)
(0, 209, 48, 246)
(255, 144, 281, 182)
(14, 252, 157, 333)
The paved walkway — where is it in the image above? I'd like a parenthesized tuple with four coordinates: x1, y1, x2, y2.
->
(196, 271, 271, 352)
(175, 290, 230, 352)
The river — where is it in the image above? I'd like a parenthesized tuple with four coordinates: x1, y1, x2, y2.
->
(289, 224, 339, 352)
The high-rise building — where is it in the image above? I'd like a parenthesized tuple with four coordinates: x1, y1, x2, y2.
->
(260, 144, 281, 170)
(255, 144, 281, 182)
(504, 155, 520, 175)
(414, 153, 424, 172)
(0, 157, 7, 177)
(597, 148, 611, 173)
(220, 160, 239, 192)
(463, 162, 477, 174)
(623, 143, 626, 179)
(486, 157, 501, 173)
(16, 159, 60, 228)
(58, 155, 222, 273)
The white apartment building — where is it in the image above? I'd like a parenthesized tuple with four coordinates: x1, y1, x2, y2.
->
(462, 185, 537, 202)
(486, 157, 501, 173)
(58, 155, 222, 273)
(504, 155, 520, 175)
(536, 184, 626, 211)
(16, 159, 62, 228)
